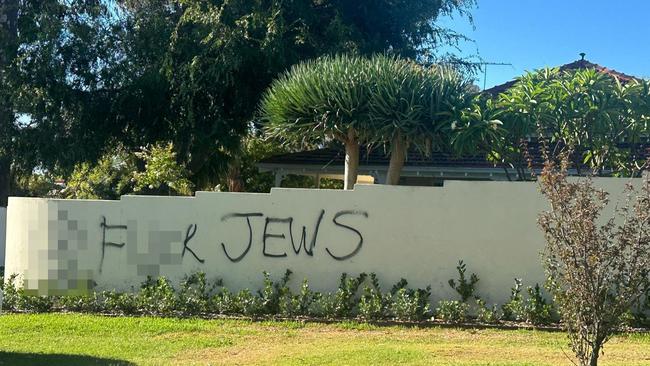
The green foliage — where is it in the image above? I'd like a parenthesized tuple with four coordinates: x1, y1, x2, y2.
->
(502, 278, 525, 322)
(62, 142, 193, 199)
(63, 150, 135, 199)
(448, 260, 480, 302)
(102, 291, 138, 315)
(279, 278, 315, 317)
(482, 68, 650, 179)
(331, 273, 368, 318)
(1, 268, 629, 328)
(388, 279, 432, 321)
(475, 299, 501, 324)
(1, 274, 53, 313)
(137, 276, 177, 316)
(501, 279, 554, 325)
(261, 54, 373, 148)
(5, 0, 476, 197)
(358, 274, 386, 321)
(435, 300, 469, 323)
(261, 54, 470, 158)
(176, 272, 218, 316)
(365, 56, 472, 150)
(57, 294, 102, 313)
(132, 142, 194, 196)
(524, 284, 555, 326)
(258, 270, 293, 315)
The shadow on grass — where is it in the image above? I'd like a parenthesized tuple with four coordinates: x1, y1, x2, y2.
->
(0, 352, 135, 365)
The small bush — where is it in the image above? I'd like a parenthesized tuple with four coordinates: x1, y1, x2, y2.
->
(476, 299, 501, 324)
(177, 272, 219, 316)
(332, 273, 367, 318)
(388, 279, 431, 321)
(436, 300, 469, 323)
(502, 278, 525, 322)
(448, 260, 480, 302)
(358, 274, 386, 321)
(137, 276, 176, 316)
(524, 284, 554, 325)
(259, 270, 292, 315)
(57, 294, 101, 313)
(103, 291, 138, 315)
(236, 289, 264, 317)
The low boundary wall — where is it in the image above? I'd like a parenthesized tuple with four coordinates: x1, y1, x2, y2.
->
(3, 180, 634, 303)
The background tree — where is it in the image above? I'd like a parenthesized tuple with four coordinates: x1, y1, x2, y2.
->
(0, 0, 17, 207)
(261, 55, 371, 190)
(2, 0, 477, 201)
(462, 68, 650, 181)
(366, 57, 471, 184)
(538, 152, 650, 366)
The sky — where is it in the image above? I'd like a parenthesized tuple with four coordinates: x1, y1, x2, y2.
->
(439, 0, 650, 89)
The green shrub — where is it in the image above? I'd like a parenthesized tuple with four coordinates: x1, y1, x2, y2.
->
(280, 278, 314, 317)
(448, 260, 480, 302)
(388, 279, 431, 321)
(212, 287, 238, 315)
(259, 270, 292, 315)
(236, 289, 264, 317)
(436, 300, 469, 323)
(177, 272, 219, 316)
(476, 299, 501, 324)
(524, 284, 554, 325)
(358, 274, 386, 321)
(137, 276, 176, 316)
(57, 294, 101, 313)
(332, 273, 367, 318)
(103, 291, 138, 315)
(502, 278, 525, 322)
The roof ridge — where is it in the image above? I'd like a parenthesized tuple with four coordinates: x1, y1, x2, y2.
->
(484, 58, 639, 95)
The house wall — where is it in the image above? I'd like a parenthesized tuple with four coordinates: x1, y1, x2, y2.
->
(3, 179, 636, 303)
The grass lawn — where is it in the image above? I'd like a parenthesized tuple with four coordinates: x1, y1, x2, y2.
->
(0, 314, 649, 365)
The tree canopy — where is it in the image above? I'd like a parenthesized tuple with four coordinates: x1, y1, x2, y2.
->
(453, 68, 650, 180)
(0, 0, 478, 201)
(261, 54, 471, 187)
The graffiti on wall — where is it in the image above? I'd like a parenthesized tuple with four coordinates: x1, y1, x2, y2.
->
(98, 209, 369, 272)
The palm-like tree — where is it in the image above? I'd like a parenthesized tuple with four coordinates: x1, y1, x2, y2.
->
(261, 54, 472, 188)
(366, 57, 471, 184)
(261, 55, 370, 189)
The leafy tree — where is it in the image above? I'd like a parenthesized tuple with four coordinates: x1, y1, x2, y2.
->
(464, 68, 650, 180)
(132, 142, 193, 196)
(0, 0, 17, 207)
(61, 142, 193, 199)
(538, 152, 650, 366)
(62, 151, 135, 200)
(2, 0, 477, 201)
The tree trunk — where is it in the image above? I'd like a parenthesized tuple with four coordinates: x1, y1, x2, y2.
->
(386, 132, 407, 185)
(589, 342, 601, 366)
(227, 154, 244, 192)
(343, 129, 359, 190)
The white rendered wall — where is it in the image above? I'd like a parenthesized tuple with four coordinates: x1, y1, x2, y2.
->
(3, 180, 636, 303)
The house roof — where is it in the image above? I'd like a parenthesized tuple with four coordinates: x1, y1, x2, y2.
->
(261, 146, 508, 170)
(483, 57, 640, 95)
(259, 142, 649, 172)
